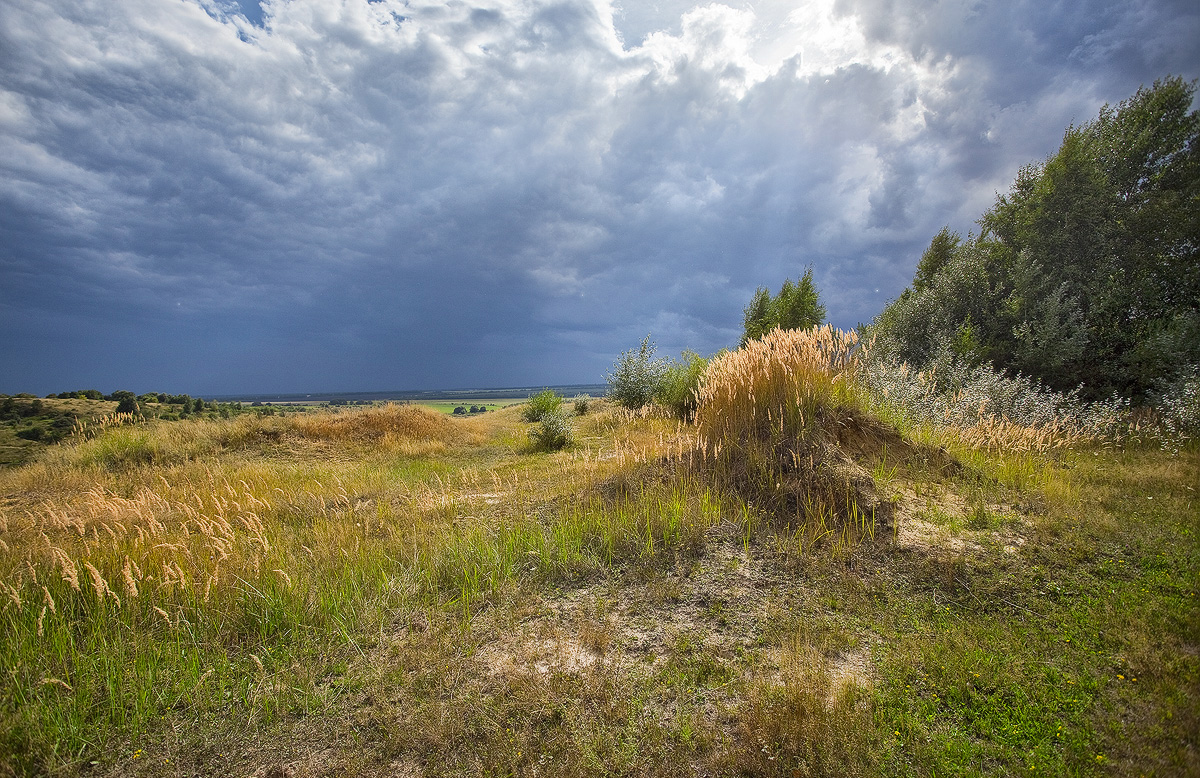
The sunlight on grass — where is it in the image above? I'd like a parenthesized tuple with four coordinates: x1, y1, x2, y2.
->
(0, 390, 1195, 776)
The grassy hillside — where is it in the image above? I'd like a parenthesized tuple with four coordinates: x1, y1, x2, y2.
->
(0, 361, 1195, 776)
(0, 397, 116, 467)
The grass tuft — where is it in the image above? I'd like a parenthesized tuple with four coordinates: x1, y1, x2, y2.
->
(694, 326, 891, 542)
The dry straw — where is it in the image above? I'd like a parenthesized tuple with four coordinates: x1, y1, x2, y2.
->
(696, 325, 864, 456)
(694, 326, 889, 535)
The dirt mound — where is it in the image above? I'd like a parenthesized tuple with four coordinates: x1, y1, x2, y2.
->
(832, 408, 961, 475)
(748, 405, 896, 531)
(288, 404, 462, 443)
(692, 327, 958, 535)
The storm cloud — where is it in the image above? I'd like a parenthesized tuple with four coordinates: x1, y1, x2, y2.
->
(1, 0, 1197, 394)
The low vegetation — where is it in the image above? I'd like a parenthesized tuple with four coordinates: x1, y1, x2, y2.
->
(605, 337, 711, 421)
(521, 390, 565, 423)
(1, 328, 1195, 777)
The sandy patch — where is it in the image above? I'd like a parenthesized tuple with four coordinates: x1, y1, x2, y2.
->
(476, 628, 602, 678)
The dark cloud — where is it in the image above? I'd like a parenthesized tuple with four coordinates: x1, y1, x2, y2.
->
(1, 0, 1197, 394)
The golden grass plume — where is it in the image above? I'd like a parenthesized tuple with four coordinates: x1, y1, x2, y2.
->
(694, 326, 891, 534)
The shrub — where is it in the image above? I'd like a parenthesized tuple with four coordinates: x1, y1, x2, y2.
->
(655, 351, 710, 421)
(1154, 365, 1200, 444)
(522, 390, 564, 422)
(528, 409, 573, 451)
(606, 336, 668, 410)
(857, 352, 1130, 449)
(573, 394, 591, 415)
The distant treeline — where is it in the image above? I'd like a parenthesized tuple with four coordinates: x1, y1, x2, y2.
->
(42, 389, 208, 407)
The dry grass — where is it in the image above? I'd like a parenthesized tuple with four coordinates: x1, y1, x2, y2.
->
(69, 410, 142, 440)
(0, 392, 1194, 777)
(18, 404, 486, 474)
(289, 403, 478, 446)
(692, 326, 890, 543)
(695, 325, 862, 450)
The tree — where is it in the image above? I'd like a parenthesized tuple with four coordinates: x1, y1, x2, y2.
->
(108, 391, 140, 415)
(777, 268, 827, 331)
(740, 268, 827, 346)
(741, 287, 773, 346)
(913, 228, 960, 291)
(873, 76, 1200, 400)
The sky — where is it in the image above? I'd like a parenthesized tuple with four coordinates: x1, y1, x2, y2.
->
(2, 0, 1198, 396)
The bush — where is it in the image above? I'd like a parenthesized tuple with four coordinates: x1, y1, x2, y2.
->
(572, 394, 591, 415)
(1154, 366, 1200, 444)
(528, 409, 573, 451)
(522, 390, 564, 422)
(857, 351, 1130, 448)
(655, 351, 710, 421)
(606, 336, 668, 410)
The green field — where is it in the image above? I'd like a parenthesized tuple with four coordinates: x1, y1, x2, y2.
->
(417, 399, 525, 415)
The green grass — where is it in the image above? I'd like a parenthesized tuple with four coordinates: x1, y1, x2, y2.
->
(418, 400, 519, 415)
(0, 402, 1195, 776)
(0, 426, 37, 467)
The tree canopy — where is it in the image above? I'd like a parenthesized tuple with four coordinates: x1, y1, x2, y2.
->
(872, 76, 1200, 400)
(741, 268, 827, 347)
